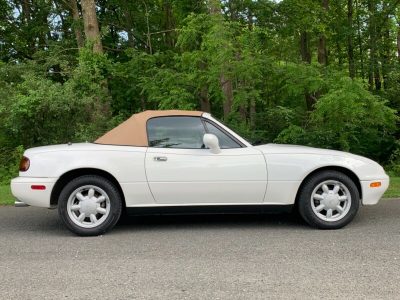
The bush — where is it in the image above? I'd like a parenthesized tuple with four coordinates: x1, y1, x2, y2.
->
(0, 146, 23, 184)
(275, 77, 398, 161)
(0, 50, 113, 147)
(387, 141, 400, 176)
(3, 73, 110, 146)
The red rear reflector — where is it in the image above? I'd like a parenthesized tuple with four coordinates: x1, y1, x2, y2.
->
(31, 185, 46, 190)
(370, 182, 381, 188)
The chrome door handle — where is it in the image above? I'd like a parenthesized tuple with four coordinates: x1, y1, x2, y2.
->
(154, 156, 168, 162)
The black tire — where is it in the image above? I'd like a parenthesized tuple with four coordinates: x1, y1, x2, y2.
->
(58, 175, 122, 236)
(298, 170, 360, 229)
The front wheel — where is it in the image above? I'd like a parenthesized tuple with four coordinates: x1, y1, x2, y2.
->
(58, 175, 122, 236)
(298, 170, 360, 229)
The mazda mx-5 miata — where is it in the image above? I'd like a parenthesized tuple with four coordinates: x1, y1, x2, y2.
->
(11, 110, 389, 235)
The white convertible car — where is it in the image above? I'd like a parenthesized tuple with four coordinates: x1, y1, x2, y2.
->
(11, 110, 389, 235)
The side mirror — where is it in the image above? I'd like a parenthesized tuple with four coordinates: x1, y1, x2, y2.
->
(203, 133, 221, 154)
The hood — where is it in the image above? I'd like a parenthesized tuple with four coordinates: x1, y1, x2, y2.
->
(255, 143, 380, 166)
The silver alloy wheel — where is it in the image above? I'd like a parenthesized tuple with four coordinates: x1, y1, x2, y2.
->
(310, 180, 352, 222)
(67, 185, 111, 229)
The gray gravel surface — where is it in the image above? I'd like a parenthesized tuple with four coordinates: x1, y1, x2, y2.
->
(0, 200, 399, 300)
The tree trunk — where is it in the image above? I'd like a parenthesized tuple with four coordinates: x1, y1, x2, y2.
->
(355, 0, 364, 78)
(209, 0, 221, 14)
(367, 0, 374, 89)
(336, 41, 343, 67)
(22, 0, 30, 23)
(198, 59, 210, 112)
(81, 0, 103, 53)
(37, 5, 50, 49)
(140, 95, 146, 110)
(241, 7, 255, 122)
(162, 0, 176, 48)
(397, 25, 400, 63)
(69, 0, 84, 48)
(318, 36, 327, 65)
(127, 29, 135, 48)
(347, 0, 355, 78)
(209, 0, 234, 119)
(317, 0, 329, 65)
(54, 0, 68, 41)
(368, 0, 379, 90)
(199, 86, 211, 112)
(249, 99, 256, 128)
(300, 31, 314, 110)
(221, 74, 234, 118)
(81, 0, 109, 116)
(123, 2, 135, 48)
(374, 70, 382, 90)
(381, 9, 390, 90)
(300, 31, 311, 63)
(239, 102, 247, 120)
(21, 0, 35, 56)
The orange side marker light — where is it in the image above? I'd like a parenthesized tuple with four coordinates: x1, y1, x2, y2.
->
(370, 182, 381, 188)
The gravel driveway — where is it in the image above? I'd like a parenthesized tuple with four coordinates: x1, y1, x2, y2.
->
(0, 200, 399, 299)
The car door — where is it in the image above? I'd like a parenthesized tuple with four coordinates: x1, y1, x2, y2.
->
(144, 116, 267, 205)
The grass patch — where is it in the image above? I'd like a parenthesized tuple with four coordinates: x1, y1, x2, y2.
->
(0, 184, 14, 205)
(383, 177, 400, 198)
(0, 176, 399, 206)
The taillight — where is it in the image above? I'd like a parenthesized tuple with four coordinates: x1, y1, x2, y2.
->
(19, 156, 30, 172)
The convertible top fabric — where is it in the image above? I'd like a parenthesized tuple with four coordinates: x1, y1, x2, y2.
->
(95, 110, 204, 146)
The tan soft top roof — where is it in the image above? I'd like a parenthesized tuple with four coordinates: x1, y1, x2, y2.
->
(95, 110, 204, 146)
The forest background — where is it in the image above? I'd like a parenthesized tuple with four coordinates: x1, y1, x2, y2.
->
(1, 0, 400, 197)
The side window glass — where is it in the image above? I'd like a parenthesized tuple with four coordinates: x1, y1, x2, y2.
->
(204, 121, 241, 149)
(147, 117, 206, 149)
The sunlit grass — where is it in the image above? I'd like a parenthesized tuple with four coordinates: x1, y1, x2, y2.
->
(383, 177, 400, 199)
(0, 184, 14, 205)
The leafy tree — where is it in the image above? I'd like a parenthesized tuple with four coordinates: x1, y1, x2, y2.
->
(1, 0, 400, 182)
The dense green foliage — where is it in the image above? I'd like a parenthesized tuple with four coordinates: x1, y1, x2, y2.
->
(1, 0, 400, 183)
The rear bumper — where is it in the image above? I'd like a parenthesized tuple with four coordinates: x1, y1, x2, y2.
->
(361, 176, 390, 205)
(11, 177, 57, 208)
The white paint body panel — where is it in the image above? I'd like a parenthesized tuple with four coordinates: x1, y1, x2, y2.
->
(256, 144, 389, 205)
(11, 177, 56, 208)
(11, 143, 154, 207)
(360, 179, 390, 205)
(145, 147, 267, 204)
(11, 120, 389, 209)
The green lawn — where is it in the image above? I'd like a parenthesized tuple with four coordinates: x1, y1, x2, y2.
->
(383, 176, 400, 198)
(0, 177, 399, 206)
(0, 184, 14, 205)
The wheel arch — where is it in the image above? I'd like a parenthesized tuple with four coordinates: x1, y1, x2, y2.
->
(294, 166, 362, 206)
(50, 168, 126, 208)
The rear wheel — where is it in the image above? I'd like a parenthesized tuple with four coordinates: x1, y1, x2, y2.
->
(58, 175, 122, 236)
(298, 170, 360, 229)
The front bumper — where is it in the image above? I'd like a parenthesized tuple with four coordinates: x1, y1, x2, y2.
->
(361, 176, 390, 205)
(11, 177, 57, 208)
